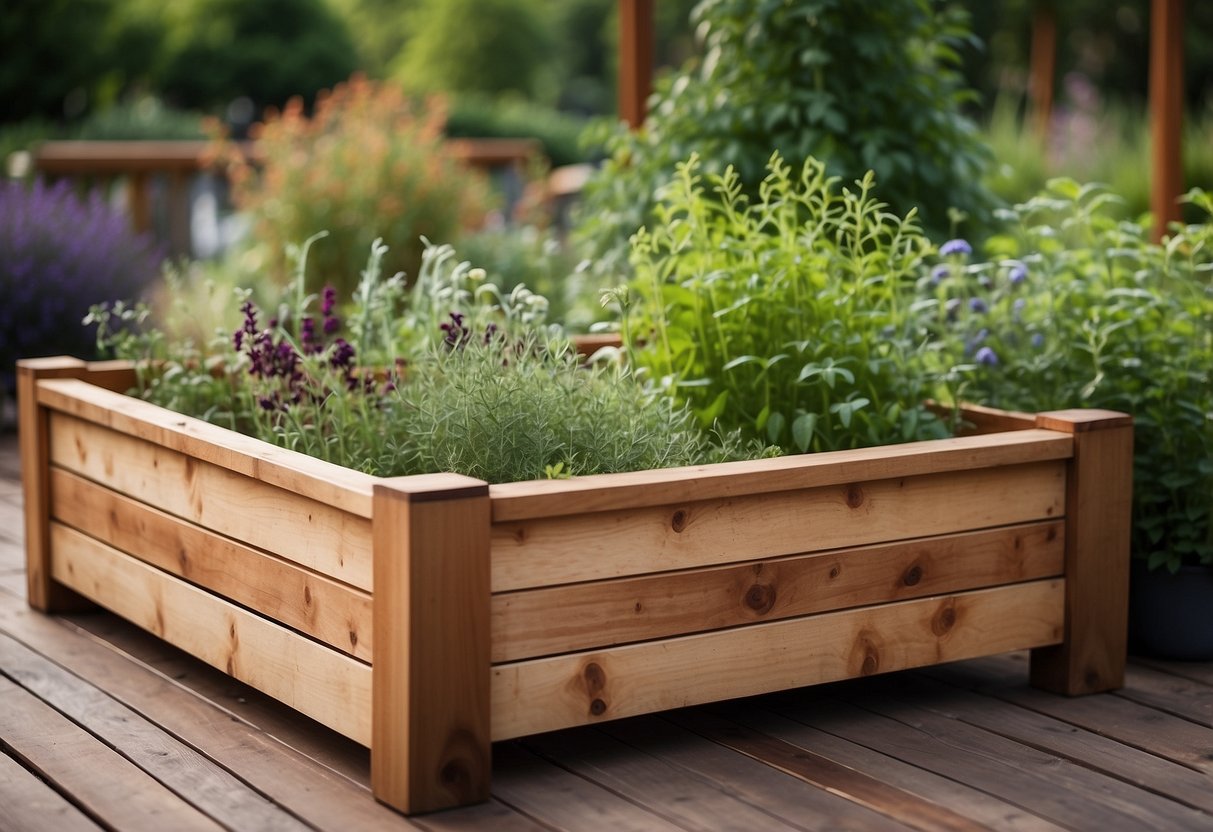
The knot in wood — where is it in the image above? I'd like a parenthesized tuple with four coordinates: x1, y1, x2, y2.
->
(590, 698, 608, 716)
(670, 509, 688, 533)
(583, 662, 606, 695)
(845, 484, 865, 509)
(441, 760, 469, 789)
(743, 583, 776, 615)
(860, 648, 879, 675)
(932, 603, 957, 636)
(828, 564, 841, 579)
(902, 564, 923, 586)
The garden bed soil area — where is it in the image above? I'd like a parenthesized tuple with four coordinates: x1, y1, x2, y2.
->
(19, 356, 1133, 814)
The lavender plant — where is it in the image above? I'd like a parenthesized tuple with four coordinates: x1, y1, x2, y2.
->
(923, 180, 1213, 572)
(618, 152, 951, 454)
(0, 178, 163, 390)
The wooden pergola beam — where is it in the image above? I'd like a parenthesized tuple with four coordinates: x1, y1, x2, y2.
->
(618, 0, 654, 129)
(1150, 0, 1184, 239)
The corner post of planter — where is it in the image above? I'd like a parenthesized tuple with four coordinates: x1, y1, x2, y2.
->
(371, 474, 491, 814)
(1030, 409, 1133, 695)
(17, 356, 96, 613)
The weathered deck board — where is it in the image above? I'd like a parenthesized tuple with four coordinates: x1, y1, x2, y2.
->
(3, 431, 1213, 830)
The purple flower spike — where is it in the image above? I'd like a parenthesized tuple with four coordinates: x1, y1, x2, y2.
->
(940, 239, 972, 257)
(975, 346, 999, 366)
(1007, 260, 1028, 285)
(1031, 332, 1045, 349)
(929, 265, 949, 286)
(969, 297, 988, 314)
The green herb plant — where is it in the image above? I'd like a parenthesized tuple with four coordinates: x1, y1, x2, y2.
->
(617, 152, 951, 454)
(926, 179, 1213, 572)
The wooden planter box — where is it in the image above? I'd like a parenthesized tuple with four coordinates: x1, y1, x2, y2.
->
(19, 357, 1133, 815)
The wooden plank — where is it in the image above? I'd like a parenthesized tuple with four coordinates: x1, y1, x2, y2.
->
(490, 580, 1064, 740)
(51, 467, 372, 661)
(670, 710, 986, 832)
(522, 728, 811, 832)
(1150, 0, 1185, 239)
(49, 522, 372, 745)
(708, 706, 1065, 832)
(493, 521, 1065, 662)
(49, 412, 373, 590)
(804, 688, 1213, 830)
(618, 0, 654, 129)
(931, 654, 1213, 775)
(490, 743, 689, 832)
(0, 632, 310, 832)
(601, 715, 916, 832)
(493, 461, 1066, 591)
(372, 475, 491, 814)
(0, 595, 428, 832)
(37, 378, 374, 517)
(17, 358, 95, 612)
(882, 671, 1213, 817)
(0, 676, 225, 832)
(1030, 411, 1133, 694)
(490, 428, 1072, 522)
(1116, 663, 1213, 727)
(0, 749, 103, 832)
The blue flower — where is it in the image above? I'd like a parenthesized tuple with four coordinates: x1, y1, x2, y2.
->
(975, 346, 999, 366)
(1031, 332, 1045, 349)
(1006, 260, 1028, 285)
(940, 239, 972, 257)
(969, 297, 988, 314)
(929, 264, 949, 286)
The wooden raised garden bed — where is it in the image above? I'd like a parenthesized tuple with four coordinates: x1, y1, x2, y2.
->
(19, 356, 1133, 815)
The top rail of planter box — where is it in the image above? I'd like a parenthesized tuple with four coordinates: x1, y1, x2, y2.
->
(36, 376, 376, 518)
(488, 429, 1074, 521)
(33, 366, 1073, 525)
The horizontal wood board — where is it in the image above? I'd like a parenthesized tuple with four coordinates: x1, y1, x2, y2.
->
(37, 377, 374, 517)
(492, 461, 1066, 591)
(490, 579, 1065, 739)
(50, 467, 372, 661)
(49, 522, 372, 745)
(492, 521, 1065, 662)
(47, 411, 374, 591)
(490, 429, 1072, 521)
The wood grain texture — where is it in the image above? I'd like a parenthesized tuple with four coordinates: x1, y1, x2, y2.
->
(37, 377, 375, 517)
(49, 412, 374, 590)
(0, 748, 103, 832)
(17, 358, 94, 612)
(0, 632, 309, 832)
(489, 428, 1072, 522)
(49, 522, 372, 744)
(1030, 411, 1132, 694)
(492, 521, 1065, 662)
(0, 675, 225, 832)
(51, 467, 373, 660)
(490, 580, 1065, 740)
(492, 461, 1066, 592)
(372, 475, 491, 814)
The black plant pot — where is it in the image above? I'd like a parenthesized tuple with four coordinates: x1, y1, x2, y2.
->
(1128, 559, 1213, 661)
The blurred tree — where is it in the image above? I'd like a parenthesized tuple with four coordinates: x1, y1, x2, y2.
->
(326, 0, 418, 78)
(0, 0, 116, 121)
(149, 0, 358, 112)
(392, 0, 557, 102)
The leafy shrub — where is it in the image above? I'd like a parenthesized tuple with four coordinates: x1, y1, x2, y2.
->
(617, 153, 950, 454)
(219, 76, 493, 298)
(92, 239, 753, 482)
(925, 180, 1213, 572)
(149, 0, 358, 112)
(0, 178, 163, 390)
(74, 95, 205, 141)
(576, 0, 994, 279)
(445, 94, 594, 168)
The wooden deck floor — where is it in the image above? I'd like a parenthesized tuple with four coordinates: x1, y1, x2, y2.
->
(2, 430, 1212, 831)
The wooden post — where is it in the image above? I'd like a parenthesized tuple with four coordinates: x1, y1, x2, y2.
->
(1028, 0, 1057, 140)
(371, 474, 491, 814)
(1150, 0, 1184, 240)
(1030, 410, 1133, 695)
(17, 357, 96, 613)
(618, 0, 654, 129)
(127, 171, 152, 236)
